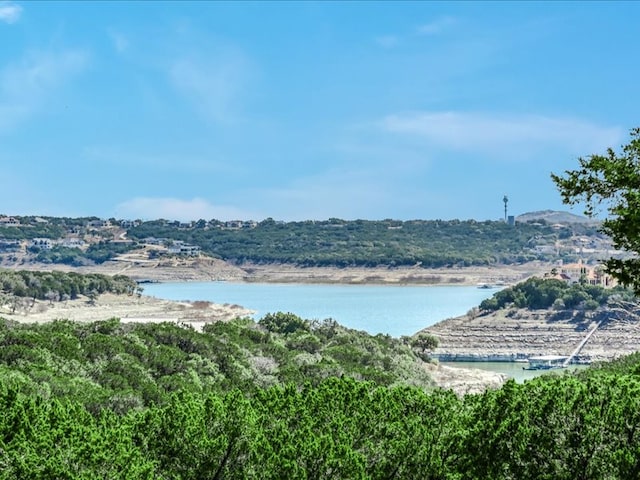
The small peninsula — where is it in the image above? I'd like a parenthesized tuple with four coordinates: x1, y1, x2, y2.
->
(422, 277, 640, 364)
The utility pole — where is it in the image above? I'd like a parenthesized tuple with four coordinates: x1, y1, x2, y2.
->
(503, 195, 508, 222)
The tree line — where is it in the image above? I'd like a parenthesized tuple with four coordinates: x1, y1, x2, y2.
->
(127, 218, 598, 268)
(0, 269, 138, 303)
(1, 214, 607, 268)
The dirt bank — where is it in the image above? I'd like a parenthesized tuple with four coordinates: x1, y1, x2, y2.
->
(423, 362, 508, 396)
(236, 262, 548, 286)
(0, 293, 255, 331)
(6, 256, 552, 286)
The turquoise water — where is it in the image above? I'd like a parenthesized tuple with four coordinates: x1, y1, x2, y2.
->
(142, 282, 499, 337)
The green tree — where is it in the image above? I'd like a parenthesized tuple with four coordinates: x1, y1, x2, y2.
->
(258, 312, 310, 334)
(552, 127, 640, 293)
(410, 333, 439, 361)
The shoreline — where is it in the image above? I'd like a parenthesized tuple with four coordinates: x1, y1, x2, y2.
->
(2, 257, 553, 287)
(0, 292, 256, 331)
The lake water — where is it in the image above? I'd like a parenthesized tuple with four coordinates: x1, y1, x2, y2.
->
(142, 282, 499, 337)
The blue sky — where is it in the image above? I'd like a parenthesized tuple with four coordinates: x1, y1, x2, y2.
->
(0, 1, 638, 222)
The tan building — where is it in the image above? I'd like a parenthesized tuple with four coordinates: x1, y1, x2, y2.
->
(546, 260, 617, 288)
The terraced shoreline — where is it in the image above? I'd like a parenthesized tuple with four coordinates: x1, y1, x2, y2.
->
(422, 306, 640, 364)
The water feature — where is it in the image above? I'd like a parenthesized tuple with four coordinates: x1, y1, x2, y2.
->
(142, 281, 499, 337)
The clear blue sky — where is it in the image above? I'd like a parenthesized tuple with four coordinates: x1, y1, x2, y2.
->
(1, 1, 638, 222)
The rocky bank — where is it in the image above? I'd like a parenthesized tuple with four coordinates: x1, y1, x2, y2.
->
(422, 304, 640, 364)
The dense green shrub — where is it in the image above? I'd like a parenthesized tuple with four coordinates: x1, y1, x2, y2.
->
(2, 362, 640, 478)
(0, 312, 434, 413)
(35, 246, 87, 266)
(85, 241, 137, 264)
(480, 277, 635, 312)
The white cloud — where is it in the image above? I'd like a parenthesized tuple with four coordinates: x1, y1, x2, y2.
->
(2, 49, 87, 98)
(0, 1, 22, 24)
(417, 16, 457, 36)
(0, 49, 88, 132)
(375, 16, 457, 50)
(116, 197, 262, 222)
(379, 111, 623, 158)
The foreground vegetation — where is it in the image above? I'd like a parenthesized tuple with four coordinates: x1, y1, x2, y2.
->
(1, 313, 640, 479)
(553, 127, 640, 295)
(0, 313, 434, 413)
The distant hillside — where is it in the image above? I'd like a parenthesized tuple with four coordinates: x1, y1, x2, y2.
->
(0, 215, 611, 268)
(516, 210, 599, 225)
(128, 218, 597, 268)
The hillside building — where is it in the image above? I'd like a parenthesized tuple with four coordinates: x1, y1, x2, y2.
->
(546, 260, 617, 288)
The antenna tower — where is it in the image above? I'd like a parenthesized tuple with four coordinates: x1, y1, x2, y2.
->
(503, 195, 508, 222)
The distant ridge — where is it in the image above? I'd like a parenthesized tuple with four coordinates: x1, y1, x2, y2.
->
(516, 210, 599, 225)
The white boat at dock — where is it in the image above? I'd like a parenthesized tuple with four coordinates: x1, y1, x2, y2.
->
(523, 355, 568, 371)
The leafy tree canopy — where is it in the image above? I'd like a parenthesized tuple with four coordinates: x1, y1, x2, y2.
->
(552, 127, 640, 293)
(258, 312, 310, 334)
